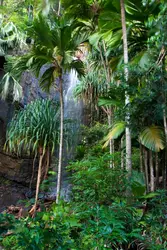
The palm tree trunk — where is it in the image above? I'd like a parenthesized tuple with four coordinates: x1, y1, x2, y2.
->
(149, 151, 155, 192)
(144, 148, 149, 192)
(120, 0, 132, 174)
(121, 135, 124, 169)
(58, 0, 61, 15)
(140, 144, 143, 173)
(155, 152, 159, 189)
(56, 76, 64, 204)
(108, 112, 114, 168)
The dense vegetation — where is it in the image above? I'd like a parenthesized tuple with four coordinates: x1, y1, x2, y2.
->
(0, 0, 167, 249)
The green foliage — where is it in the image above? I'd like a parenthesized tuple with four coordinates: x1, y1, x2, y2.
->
(68, 153, 127, 203)
(0, 15, 26, 55)
(131, 170, 146, 197)
(80, 123, 108, 147)
(3, 15, 86, 103)
(0, 213, 16, 237)
(139, 190, 167, 249)
(0, 72, 22, 101)
(5, 99, 60, 156)
(1, 1, 167, 250)
(139, 126, 165, 152)
(103, 122, 125, 148)
(0, 201, 144, 250)
(2, 204, 78, 250)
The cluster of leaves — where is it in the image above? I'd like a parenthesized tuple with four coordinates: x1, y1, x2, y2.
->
(1, 190, 167, 250)
(0, 201, 144, 250)
(68, 153, 127, 204)
(5, 99, 60, 156)
(0, 120, 166, 249)
(0, 16, 26, 56)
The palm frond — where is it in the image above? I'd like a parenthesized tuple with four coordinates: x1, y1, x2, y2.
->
(0, 72, 22, 101)
(103, 122, 126, 148)
(70, 59, 85, 77)
(98, 97, 121, 107)
(139, 126, 165, 152)
(39, 65, 55, 92)
(30, 15, 54, 49)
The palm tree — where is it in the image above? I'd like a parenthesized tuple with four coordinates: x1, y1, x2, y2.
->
(8, 15, 85, 203)
(120, 0, 132, 174)
(5, 99, 60, 214)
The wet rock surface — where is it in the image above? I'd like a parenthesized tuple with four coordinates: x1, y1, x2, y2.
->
(0, 177, 30, 212)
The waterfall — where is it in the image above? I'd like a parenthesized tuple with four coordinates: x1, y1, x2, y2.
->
(64, 69, 83, 161)
(64, 69, 82, 123)
(49, 70, 82, 201)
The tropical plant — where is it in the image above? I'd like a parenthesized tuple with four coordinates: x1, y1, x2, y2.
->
(68, 151, 128, 204)
(5, 99, 60, 214)
(6, 14, 86, 203)
(0, 16, 26, 55)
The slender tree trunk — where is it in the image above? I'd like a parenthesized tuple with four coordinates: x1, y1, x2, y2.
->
(155, 152, 159, 189)
(144, 148, 149, 192)
(163, 149, 167, 189)
(149, 151, 155, 192)
(140, 144, 143, 173)
(29, 152, 37, 190)
(98, 42, 114, 164)
(44, 150, 50, 180)
(32, 151, 44, 215)
(121, 135, 124, 169)
(56, 77, 64, 204)
(120, 0, 132, 174)
(58, 0, 61, 15)
(108, 112, 114, 168)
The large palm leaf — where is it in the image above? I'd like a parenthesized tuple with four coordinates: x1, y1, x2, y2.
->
(103, 122, 126, 148)
(139, 126, 165, 152)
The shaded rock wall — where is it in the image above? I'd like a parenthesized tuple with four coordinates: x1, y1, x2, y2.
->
(0, 59, 81, 186)
(0, 152, 36, 186)
(0, 57, 53, 186)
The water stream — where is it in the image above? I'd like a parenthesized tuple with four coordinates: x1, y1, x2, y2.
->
(48, 70, 83, 201)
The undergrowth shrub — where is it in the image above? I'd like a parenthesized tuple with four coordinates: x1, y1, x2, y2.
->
(1, 201, 144, 250)
(68, 153, 128, 204)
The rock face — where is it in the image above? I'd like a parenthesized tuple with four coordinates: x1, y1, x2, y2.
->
(0, 57, 81, 187)
(0, 152, 36, 186)
(0, 57, 52, 186)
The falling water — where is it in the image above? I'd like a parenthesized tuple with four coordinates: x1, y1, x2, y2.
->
(49, 70, 83, 201)
(64, 69, 82, 123)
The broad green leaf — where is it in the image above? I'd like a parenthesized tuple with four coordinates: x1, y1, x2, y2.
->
(103, 122, 125, 148)
(139, 126, 165, 152)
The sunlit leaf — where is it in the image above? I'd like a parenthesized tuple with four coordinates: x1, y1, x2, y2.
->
(103, 122, 125, 148)
(139, 126, 165, 152)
